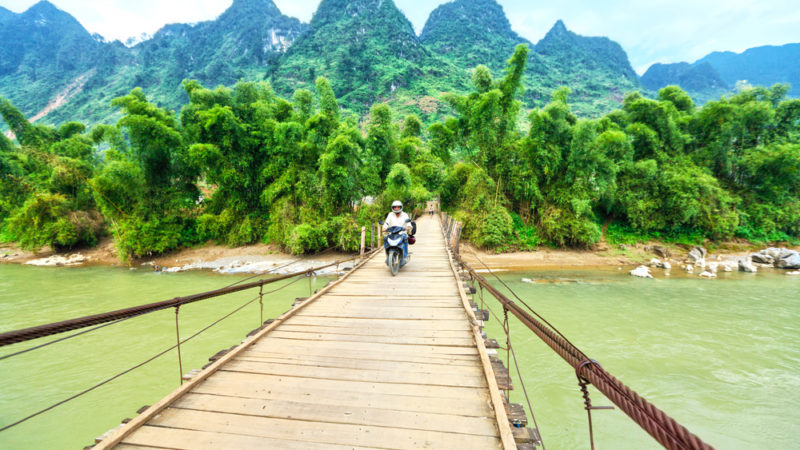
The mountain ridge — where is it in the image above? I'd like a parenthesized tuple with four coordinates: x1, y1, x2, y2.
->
(2, 0, 797, 128)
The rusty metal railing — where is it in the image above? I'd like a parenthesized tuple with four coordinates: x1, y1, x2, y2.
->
(440, 212, 713, 450)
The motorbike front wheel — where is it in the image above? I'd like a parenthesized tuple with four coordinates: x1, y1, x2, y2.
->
(388, 249, 400, 276)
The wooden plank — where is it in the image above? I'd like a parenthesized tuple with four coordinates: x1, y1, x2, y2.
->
(300, 305, 466, 314)
(295, 309, 468, 320)
(238, 345, 480, 366)
(146, 408, 504, 450)
(199, 370, 492, 403)
(264, 330, 476, 347)
(313, 299, 464, 308)
(192, 373, 494, 417)
(235, 352, 485, 376)
(121, 425, 372, 450)
(172, 392, 500, 436)
(282, 316, 471, 331)
(95, 250, 382, 449)
(274, 324, 473, 338)
(221, 359, 488, 388)
(249, 336, 479, 355)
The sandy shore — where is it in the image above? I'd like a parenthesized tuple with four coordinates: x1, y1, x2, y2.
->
(2, 237, 796, 274)
(0, 239, 359, 275)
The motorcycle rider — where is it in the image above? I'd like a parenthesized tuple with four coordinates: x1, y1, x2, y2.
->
(382, 200, 411, 263)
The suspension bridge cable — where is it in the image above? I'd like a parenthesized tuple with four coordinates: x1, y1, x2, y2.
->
(0, 314, 142, 361)
(0, 275, 303, 433)
(464, 248, 586, 357)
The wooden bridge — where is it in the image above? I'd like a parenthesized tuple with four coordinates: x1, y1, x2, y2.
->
(96, 216, 528, 449)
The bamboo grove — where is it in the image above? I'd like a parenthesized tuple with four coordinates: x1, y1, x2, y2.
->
(1, 45, 799, 260)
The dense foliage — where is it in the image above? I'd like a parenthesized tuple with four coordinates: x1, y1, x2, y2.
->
(2, 44, 798, 260)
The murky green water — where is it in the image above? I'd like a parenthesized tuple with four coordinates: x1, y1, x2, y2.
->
(482, 268, 800, 449)
(0, 264, 331, 449)
(0, 265, 798, 449)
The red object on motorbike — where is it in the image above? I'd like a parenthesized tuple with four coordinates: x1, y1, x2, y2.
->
(408, 236, 416, 245)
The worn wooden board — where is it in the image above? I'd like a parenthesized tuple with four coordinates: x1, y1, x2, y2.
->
(207, 370, 491, 401)
(193, 373, 494, 417)
(146, 408, 504, 449)
(249, 337, 479, 356)
(282, 315, 472, 331)
(221, 359, 488, 388)
(171, 393, 500, 436)
(264, 330, 476, 347)
(120, 425, 373, 450)
(234, 352, 486, 376)
(238, 344, 480, 366)
(273, 324, 473, 338)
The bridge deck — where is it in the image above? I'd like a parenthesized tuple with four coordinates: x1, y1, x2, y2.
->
(99, 216, 514, 449)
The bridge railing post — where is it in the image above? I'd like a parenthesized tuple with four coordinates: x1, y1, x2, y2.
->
(369, 223, 374, 250)
(360, 226, 366, 258)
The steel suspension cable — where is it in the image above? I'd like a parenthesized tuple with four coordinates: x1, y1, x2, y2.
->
(0, 247, 346, 360)
(440, 216, 712, 449)
(0, 314, 142, 361)
(458, 253, 713, 450)
(0, 275, 304, 433)
(0, 255, 365, 348)
(464, 248, 585, 360)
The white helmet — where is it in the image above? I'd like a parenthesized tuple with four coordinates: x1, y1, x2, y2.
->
(391, 200, 403, 212)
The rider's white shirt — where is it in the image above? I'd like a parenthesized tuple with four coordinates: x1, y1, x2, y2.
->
(383, 211, 410, 231)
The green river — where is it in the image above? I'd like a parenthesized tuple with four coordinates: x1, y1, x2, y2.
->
(0, 264, 798, 449)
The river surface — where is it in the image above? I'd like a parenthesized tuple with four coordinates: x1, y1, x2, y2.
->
(482, 268, 800, 449)
(0, 264, 798, 449)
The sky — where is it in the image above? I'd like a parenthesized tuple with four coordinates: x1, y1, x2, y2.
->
(2, 0, 799, 74)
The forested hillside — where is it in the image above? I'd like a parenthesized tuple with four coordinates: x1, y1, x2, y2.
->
(4, 0, 649, 128)
(267, 0, 467, 120)
(2, 45, 798, 260)
(0, 0, 307, 128)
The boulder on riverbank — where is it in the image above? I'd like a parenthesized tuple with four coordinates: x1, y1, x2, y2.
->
(750, 248, 800, 270)
(649, 258, 671, 269)
(738, 258, 757, 273)
(776, 251, 800, 269)
(687, 247, 707, 268)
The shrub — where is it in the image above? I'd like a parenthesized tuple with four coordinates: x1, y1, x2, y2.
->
(287, 223, 328, 254)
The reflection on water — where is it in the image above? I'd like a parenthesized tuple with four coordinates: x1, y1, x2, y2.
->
(481, 267, 800, 449)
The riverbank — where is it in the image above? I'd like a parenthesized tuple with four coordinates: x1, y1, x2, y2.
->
(3, 236, 797, 274)
(0, 238, 358, 275)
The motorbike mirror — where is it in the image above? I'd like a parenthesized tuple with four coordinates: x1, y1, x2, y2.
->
(405, 218, 411, 223)
(378, 221, 384, 225)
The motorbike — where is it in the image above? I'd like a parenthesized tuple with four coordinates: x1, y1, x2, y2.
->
(381, 219, 415, 276)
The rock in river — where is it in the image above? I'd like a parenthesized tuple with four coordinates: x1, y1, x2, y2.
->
(630, 266, 653, 278)
(738, 258, 757, 273)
